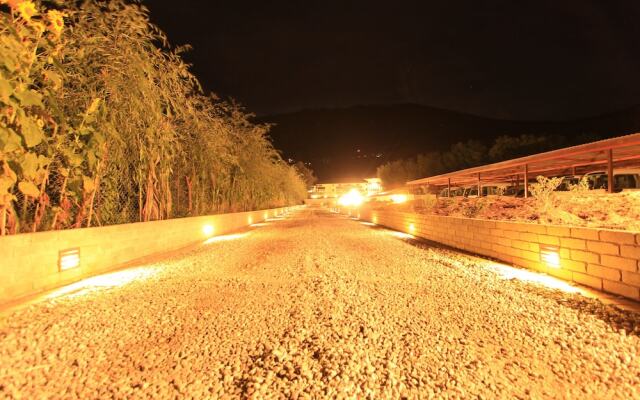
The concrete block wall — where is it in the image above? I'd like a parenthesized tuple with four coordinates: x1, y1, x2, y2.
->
(350, 205, 640, 301)
(0, 207, 292, 305)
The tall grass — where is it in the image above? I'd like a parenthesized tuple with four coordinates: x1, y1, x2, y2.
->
(0, 0, 306, 235)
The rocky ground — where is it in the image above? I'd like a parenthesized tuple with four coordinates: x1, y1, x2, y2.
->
(1, 208, 639, 399)
(388, 190, 640, 230)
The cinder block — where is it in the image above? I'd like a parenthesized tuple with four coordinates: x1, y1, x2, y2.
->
(620, 245, 640, 260)
(492, 244, 511, 255)
(570, 249, 600, 264)
(586, 241, 619, 256)
(504, 247, 524, 258)
(512, 240, 530, 251)
(547, 226, 571, 237)
(561, 259, 586, 273)
(490, 229, 505, 237)
(560, 237, 587, 250)
(570, 228, 600, 241)
(587, 264, 621, 281)
(538, 235, 560, 246)
(599, 230, 636, 245)
(602, 280, 640, 300)
(521, 250, 540, 262)
(496, 221, 518, 231)
(522, 224, 547, 235)
(621, 271, 640, 288)
(502, 230, 521, 240)
(600, 255, 637, 272)
(519, 232, 539, 242)
(572, 272, 602, 290)
(547, 267, 572, 281)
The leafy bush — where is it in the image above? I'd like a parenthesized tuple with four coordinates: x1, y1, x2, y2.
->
(568, 176, 590, 194)
(530, 176, 562, 214)
(0, 0, 306, 235)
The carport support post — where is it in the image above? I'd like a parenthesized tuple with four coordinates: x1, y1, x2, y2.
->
(447, 178, 451, 197)
(477, 173, 482, 197)
(607, 148, 613, 193)
(524, 164, 529, 198)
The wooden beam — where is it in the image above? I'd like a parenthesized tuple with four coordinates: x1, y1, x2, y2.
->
(524, 164, 529, 198)
(607, 148, 614, 194)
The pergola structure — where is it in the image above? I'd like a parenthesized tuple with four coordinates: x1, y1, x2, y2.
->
(407, 133, 640, 197)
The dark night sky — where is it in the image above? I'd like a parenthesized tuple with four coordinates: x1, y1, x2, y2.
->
(147, 0, 640, 121)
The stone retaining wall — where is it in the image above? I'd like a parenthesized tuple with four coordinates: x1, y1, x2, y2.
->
(0, 207, 292, 305)
(350, 205, 640, 301)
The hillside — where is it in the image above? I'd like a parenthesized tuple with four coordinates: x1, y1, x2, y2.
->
(257, 104, 640, 181)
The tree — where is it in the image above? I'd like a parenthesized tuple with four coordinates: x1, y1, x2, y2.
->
(293, 161, 317, 189)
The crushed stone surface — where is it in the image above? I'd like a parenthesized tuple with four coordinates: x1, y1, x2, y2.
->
(1, 208, 639, 399)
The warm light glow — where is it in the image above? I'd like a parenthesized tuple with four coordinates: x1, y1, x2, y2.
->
(204, 232, 249, 244)
(248, 216, 253, 225)
(47, 266, 158, 299)
(202, 224, 215, 236)
(408, 223, 416, 233)
(387, 230, 415, 240)
(250, 222, 269, 227)
(338, 189, 364, 207)
(372, 215, 378, 224)
(360, 221, 376, 226)
(541, 246, 561, 268)
(59, 248, 80, 271)
(264, 212, 268, 219)
(486, 262, 581, 293)
(390, 194, 408, 204)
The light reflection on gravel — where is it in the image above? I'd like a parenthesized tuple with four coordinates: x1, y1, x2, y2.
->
(1, 208, 639, 399)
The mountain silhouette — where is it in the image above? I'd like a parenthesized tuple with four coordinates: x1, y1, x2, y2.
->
(256, 104, 640, 182)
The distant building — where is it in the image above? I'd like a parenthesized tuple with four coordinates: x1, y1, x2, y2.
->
(309, 178, 382, 199)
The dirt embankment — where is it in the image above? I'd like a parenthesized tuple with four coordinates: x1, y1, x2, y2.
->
(382, 191, 640, 231)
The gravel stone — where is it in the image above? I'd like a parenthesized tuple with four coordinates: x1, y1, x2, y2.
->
(0, 208, 639, 399)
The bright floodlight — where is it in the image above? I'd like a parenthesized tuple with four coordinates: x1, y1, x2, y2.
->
(338, 189, 364, 207)
(390, 194, 407, 204)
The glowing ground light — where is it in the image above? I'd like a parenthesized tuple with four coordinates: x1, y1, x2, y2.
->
(202, 224, 215, 236)
(248, 216, 253, 224)
(264, 212, 268, 219)
(58, 248, 80, 271)
(541, 245, 561, 268)
(204, 232, 248, 244)
(408, 223, 416, 233)
(47, 266, 158, 299)
(387, 231, 414, 240)
(487, 262, 581, 293)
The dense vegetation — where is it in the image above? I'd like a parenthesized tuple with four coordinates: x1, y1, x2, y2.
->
(0, 0, 307, 235)
(377, 133, 603, 188)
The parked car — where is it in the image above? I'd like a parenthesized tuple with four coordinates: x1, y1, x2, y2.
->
(505, 183, 533, 198)
(438, 187, 465, 197)
(584, 169, 640, 192)
(463, 183, 510, 197)
(555, 175, 581, 191)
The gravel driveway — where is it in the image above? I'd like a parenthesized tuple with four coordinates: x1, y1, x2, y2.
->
(1, 208, 639, 399)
